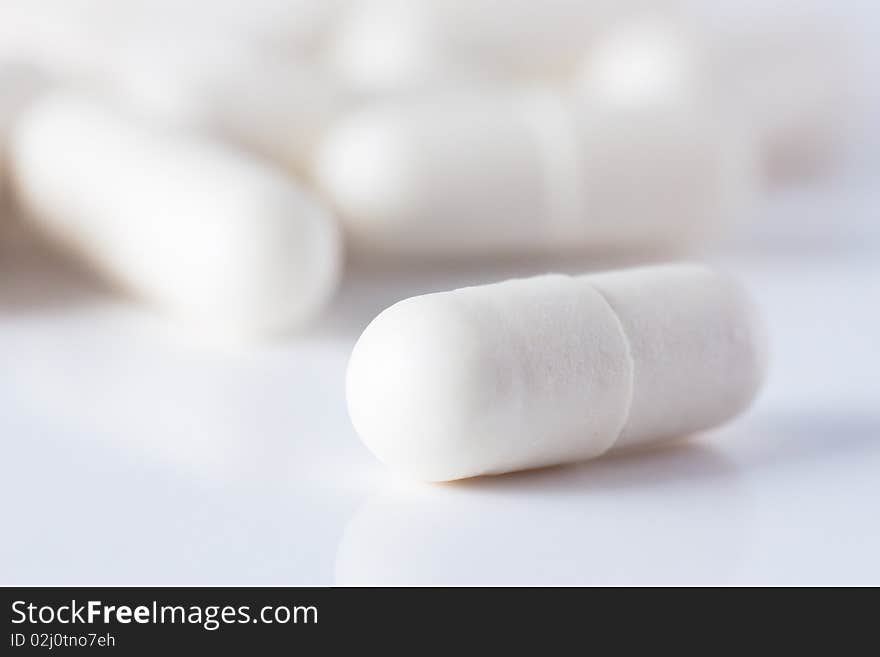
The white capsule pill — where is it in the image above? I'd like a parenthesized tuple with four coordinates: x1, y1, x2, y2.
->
(106, 32, 348, 175)
(323, 0, 501, 95)
(10, 94, 341, 338)
(324, 0, 660, 93)
(0, 63, 46, 216)
(0, 1, 112, 83)
(314, 91, 757, 257)
(0, 1, 346, 79)
(577, 16, 855, 180)
(0, 64, 42, 156)
(347, 263, 766, 481)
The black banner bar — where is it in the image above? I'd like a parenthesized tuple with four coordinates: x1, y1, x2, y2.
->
(2, 587, 592, 652)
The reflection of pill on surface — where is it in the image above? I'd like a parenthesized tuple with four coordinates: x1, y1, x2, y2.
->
(11, 94, 341, 339)
(347, 263, 767, 481)
(336, 443, 749, 585)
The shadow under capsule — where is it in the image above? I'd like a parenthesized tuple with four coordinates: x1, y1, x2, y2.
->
(0, 217, 116, 315)
(335, 440, 753, 586)
(334, 407, 880, 586)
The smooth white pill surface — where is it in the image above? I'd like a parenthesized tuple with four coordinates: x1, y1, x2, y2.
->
(11, 94, 341, 338)
(347, 264, 766, 481)
(314, 91, 757, 257)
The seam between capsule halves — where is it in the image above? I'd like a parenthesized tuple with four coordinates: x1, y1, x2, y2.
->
(515, 92, 586, 243)
(589, 283, 635, 455)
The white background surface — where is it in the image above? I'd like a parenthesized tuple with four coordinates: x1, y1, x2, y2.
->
(2, 168, 878, 585)
(2, 0, 879, 587)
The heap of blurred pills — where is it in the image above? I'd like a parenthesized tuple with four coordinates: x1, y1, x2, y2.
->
(0, 1, 858, 477)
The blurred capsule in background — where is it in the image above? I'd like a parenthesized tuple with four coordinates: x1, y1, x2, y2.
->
(10, 94, 341, 340)
(103, 30, 350, 177)
(577, 15, 857, 182)
(323, 0, 670, 95)
(0, 1, 121, 88)
(0, 0, 349, 75)
(324, 0, 509, 96)
(0, 63, 47, 224)
(312, 88, 758, 259)
(0, 0, 866, 337)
